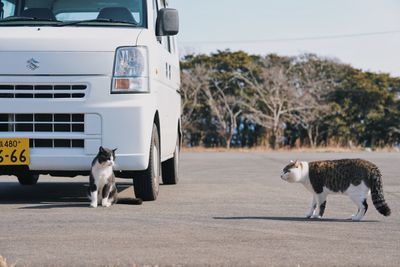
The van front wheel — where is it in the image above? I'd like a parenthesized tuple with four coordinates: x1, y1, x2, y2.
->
(133, 124, 160, 201)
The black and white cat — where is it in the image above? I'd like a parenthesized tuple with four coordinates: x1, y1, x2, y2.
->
(88, 147, 118, 208)
(281, 159, 391, 221)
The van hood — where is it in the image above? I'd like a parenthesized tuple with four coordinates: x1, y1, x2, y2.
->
(0, 27, 142, 52)
(0, 27, 143, 76)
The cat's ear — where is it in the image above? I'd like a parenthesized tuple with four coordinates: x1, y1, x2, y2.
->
(294, 160, 300, 166)
(113, 148, 117, 153)
(99, 146, 105, 153)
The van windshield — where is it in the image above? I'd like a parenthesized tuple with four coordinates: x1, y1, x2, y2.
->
(0, 0, 146, 27)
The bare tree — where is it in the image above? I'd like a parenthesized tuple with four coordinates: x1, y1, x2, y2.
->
(291, 54, 340, 147)
(291, 93, 330, 148)
(181, 63, 243, 148)
(202, 77, 242, 148)
(181, 64, 208, 130)
(236, 60, 308, 149)
(180, 64, 210, 146)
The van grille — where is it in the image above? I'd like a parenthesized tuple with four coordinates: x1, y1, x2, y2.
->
(0, 114, 84, 133)
(0, 113, 85, 148)
(0, 84, 86, 99)
(30, 139, 84, 148)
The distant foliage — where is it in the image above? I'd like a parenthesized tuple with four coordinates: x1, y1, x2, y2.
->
(180, 50, 400, 149)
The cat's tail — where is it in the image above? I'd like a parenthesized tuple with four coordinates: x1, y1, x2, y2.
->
(117, 198, 143, 205)
(370, 169, 391, 216)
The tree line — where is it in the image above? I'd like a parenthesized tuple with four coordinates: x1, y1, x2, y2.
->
(180, 50, 400, 149)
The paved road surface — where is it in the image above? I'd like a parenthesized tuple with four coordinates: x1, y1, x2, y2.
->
(0, 152, 399, 267)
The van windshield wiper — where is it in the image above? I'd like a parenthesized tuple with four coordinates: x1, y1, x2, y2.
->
(0, 16, 59, 22)
(56, 18, 138, 27)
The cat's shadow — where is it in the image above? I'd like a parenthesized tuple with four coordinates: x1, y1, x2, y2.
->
(0, 181, 132, 209)
(213, 216, 379, 223)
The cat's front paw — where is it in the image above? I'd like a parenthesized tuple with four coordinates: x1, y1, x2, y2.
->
(306, 211, 317, 219)
(102, 199, 111, 207)
(90, 202, 98, 208)
(305, 212, 315, 219)
(351, 215, 363, 222)
(310, 214, 322, 219)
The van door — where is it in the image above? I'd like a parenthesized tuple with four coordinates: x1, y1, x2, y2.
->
(153, 0, 180, 160)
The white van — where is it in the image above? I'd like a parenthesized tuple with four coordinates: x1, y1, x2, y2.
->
(0, 0, 181, 201)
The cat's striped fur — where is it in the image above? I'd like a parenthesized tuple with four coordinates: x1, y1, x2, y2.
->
(281, 159, 391, 221)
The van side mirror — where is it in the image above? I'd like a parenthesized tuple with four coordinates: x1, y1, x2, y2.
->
(156, 8, 179, 36)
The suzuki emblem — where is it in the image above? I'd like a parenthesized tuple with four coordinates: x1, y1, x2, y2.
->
(26, 58, 40, 71)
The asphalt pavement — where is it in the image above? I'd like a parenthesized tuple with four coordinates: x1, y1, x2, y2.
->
(0, 151, 399, 267)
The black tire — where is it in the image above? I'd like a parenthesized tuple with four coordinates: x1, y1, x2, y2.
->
(17, 173, 39, 185)
(162, 136, 179, 185)
(133, 124, 161, 201)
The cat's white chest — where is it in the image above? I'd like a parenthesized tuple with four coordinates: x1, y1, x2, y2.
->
(92, 164, 113, 188)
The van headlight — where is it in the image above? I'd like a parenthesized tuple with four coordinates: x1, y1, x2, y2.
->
(112, 46, 149, 93)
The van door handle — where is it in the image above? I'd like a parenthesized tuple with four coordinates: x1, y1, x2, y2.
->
(165, 63, 172, 80)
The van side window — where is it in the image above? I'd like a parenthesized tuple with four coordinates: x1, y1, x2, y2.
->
(168, 36, 176, 55)
(163, 37, 171, 53)
(1, 0, 16, 18)
(153, 0, 163, 45)
(152, 0, 158, 31)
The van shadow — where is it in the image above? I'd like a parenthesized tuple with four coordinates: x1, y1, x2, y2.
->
(213, 216, 379, 223)
(0, 181, 132, 209)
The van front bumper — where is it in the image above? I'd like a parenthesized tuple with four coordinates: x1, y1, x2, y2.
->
(0, 75, 155, 173)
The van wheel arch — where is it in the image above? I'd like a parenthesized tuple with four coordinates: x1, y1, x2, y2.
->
(153, 111, 161, 151)
(133, 122, 161, 201)
(161, 122, 181, 185)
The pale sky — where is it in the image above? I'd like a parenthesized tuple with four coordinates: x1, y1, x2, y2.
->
(171, 0, 400, 77)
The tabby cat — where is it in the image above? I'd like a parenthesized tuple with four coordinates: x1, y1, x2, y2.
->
(88, 147, 118, 208)
(281, 159, 391, 221)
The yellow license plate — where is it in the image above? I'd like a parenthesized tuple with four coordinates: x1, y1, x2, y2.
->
(0, 138, 30, 165)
